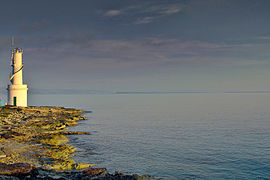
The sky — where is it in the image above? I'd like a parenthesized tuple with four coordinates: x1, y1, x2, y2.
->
(1, 0, 270, 97)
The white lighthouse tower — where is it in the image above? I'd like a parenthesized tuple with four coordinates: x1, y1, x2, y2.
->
(7, 40, 28, 107)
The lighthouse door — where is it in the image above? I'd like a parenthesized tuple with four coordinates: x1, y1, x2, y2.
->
(13, 97, 17, 106)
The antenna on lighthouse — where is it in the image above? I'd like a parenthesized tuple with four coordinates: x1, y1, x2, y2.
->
(11, 36, 14, 50)
(10, 36, 15, 66)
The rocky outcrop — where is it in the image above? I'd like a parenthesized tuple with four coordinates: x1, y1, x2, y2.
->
(83, 168, 108, 176)
(0, 163, 33, 176)
(0, 106, 93, 171)
(0, 106, 153, 180)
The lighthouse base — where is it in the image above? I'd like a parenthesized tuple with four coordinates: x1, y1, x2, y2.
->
(7, 84, 28, 107)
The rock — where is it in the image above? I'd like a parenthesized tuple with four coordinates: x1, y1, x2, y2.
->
(62, 131, 91, 135)
(0, 175, 19, 180)
(133, 174, 152, 180)
(0, 163, 34, 176)
(83, 167, 108, 176)
(0, 149, 6, 159)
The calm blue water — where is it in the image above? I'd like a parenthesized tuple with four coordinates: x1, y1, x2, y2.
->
(29, 93, 270, 179)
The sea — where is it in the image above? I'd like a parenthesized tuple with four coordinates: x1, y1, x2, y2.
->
(29, 93, 270, 179)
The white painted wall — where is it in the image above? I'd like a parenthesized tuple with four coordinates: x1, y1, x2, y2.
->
(13, 51, 23, 85)
(8, 48, 28, 107)
(8, 85, 28, 107)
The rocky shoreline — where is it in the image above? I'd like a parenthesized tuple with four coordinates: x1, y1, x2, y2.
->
(0, 106, 152, 180)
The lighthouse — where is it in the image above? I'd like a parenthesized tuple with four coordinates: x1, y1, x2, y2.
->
(7, 45, 28, 107)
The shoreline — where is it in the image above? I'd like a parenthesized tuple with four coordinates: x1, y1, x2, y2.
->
(0, 106, 151, 179)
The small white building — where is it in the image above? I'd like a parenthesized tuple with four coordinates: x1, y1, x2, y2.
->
(7, 48, 28, 107)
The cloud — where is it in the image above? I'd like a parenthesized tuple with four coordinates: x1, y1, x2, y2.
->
(103, 2, 185, 24)
(135, 17, 156, 24)
(160, 4, 184, 15)
(104, 10, 122, 17)
(5, 32, 270, 70)
(2, 34, 270, 93)
(9, 31, 269, 78)
(22, 35, 261, 70)
(133, 3, 185, 24)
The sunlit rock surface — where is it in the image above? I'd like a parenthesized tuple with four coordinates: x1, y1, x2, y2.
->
(0, 106, 93, 171)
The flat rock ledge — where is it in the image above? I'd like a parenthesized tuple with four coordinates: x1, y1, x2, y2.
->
(0, 106, 93, 170)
